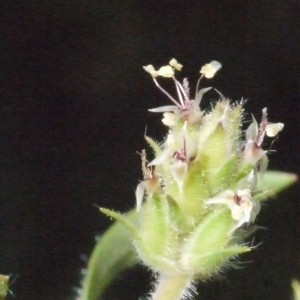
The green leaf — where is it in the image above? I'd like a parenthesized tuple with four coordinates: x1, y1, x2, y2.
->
(78, 209, 138, 300)
(254, 171, 297, 201)
(100, 208, 141, 244)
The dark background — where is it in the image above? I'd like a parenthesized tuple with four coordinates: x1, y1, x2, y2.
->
(1, 1, 300, 299)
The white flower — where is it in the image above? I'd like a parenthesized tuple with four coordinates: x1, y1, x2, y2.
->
(244, 108, 284, 175)
(148, 86, 211, 125)
(144, 59, 219, 126)
(148, 122, 198, 191)
(244, 109, 269, 174)
(200, 61, 222, 78)
(206, 189, 260, 231)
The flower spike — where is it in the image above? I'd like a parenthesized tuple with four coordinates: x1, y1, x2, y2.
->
(206, 189, 260, 232)
(95, 57, 295, 300)
(133, 58, 288, 293)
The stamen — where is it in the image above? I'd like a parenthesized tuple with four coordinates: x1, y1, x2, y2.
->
(173, 138, 187, 162)
(152, 78, 181, 107)
(173, 78, 185, 107)
(173, 77, 190, 105)
(195, 74, 204, 100)
(138, 149, 154, 179)
(256, 108, 268, 146)
(214, 88, 225, 99)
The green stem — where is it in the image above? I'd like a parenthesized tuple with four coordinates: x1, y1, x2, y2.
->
(151, 274, 193, 300)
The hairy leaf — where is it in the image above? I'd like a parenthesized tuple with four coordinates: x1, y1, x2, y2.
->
(78, 209, 137, 300)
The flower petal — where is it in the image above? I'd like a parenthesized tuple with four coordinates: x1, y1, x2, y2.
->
(148, 105, 178, 113)
(246, 115, 259, 141)
(135, 182, 145, 211)
(194, 87, 212, 106)
(170, 161, 188, 191)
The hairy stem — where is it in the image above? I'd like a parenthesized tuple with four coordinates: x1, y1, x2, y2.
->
(151, 274, 194, 300)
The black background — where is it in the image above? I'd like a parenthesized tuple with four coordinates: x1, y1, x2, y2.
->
(1, 1, 300, 299)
